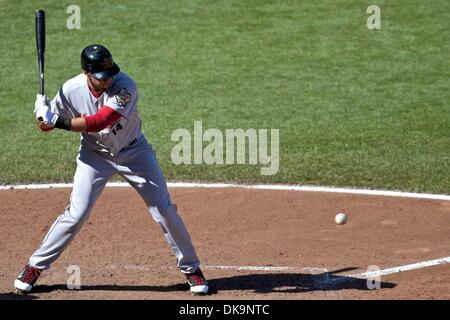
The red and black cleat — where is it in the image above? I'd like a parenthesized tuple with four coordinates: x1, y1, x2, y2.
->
(186, 268, 209, 296)
(14, 264, 43, 294)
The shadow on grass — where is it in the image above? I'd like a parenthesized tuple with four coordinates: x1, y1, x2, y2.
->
(4, 267, 396, 298)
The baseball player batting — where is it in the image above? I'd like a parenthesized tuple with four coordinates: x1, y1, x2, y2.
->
(14, 44, 209, 296)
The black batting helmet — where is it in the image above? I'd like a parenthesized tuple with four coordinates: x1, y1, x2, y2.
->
(81, 44, 120, 80)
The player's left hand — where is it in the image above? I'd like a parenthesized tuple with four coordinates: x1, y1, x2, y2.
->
(34, 94, 57, 126)
(34, 94, 50, 110)
(34, 104, 57, 126)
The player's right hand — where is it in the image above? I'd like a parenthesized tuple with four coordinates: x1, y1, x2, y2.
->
(37, 120, 54, 132)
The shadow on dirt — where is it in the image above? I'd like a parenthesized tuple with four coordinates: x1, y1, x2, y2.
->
(207, 268, 396, 294)
(15, 267, 395, 297)
(30, 283, 188, 294)
(0, 292, 38, 300)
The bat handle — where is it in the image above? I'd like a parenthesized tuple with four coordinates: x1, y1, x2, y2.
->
(38, 53, 44, 95)
(39, 73, 44, 95)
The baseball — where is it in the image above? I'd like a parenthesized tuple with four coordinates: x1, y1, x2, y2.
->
(335, 213, 348, 225)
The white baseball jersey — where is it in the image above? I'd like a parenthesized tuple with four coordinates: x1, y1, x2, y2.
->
(26, 68, 202, 281)
(51, 72, 142, 155)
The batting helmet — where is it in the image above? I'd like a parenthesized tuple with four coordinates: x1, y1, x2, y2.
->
(81, 44, 120, 80)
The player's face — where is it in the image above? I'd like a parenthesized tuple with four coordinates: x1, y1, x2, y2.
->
(86, 74, 113, 92)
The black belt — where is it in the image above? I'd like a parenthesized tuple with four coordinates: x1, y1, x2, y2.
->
(128, 138, 137, 147)
(119, 138, 138, 153)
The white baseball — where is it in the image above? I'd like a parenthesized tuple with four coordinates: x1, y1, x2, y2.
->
(335, 213, 348, 225)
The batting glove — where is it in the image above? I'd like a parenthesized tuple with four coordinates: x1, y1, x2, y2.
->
(34, 95, 58, 127)
(34, 94, 50, 109)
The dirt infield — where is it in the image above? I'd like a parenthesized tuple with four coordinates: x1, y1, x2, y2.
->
(0, 187, 449, 300)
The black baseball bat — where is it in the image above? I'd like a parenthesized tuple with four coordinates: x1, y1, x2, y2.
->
(35, 10, 45, 95)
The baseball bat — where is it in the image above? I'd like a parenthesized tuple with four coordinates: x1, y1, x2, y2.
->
(35, 10, 45, 95)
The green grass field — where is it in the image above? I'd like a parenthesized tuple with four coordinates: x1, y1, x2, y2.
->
(0, 0, 449, 193)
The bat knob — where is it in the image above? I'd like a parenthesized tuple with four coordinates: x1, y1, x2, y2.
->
(35, 10, 45, 17)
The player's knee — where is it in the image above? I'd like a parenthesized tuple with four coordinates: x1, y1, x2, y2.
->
(64, 202, 92, 225)
(149, 203, 177, 220)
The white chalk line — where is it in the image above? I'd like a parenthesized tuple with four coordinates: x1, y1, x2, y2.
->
(117, 256, 450, 286)
(117, 264, 326, 273)
(348, 256, 450, 280)
(203, 266, 327, 273)
(1, 182, 449, 201)
(317, 256, 450, 287)
(206, 257, 450, 280)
